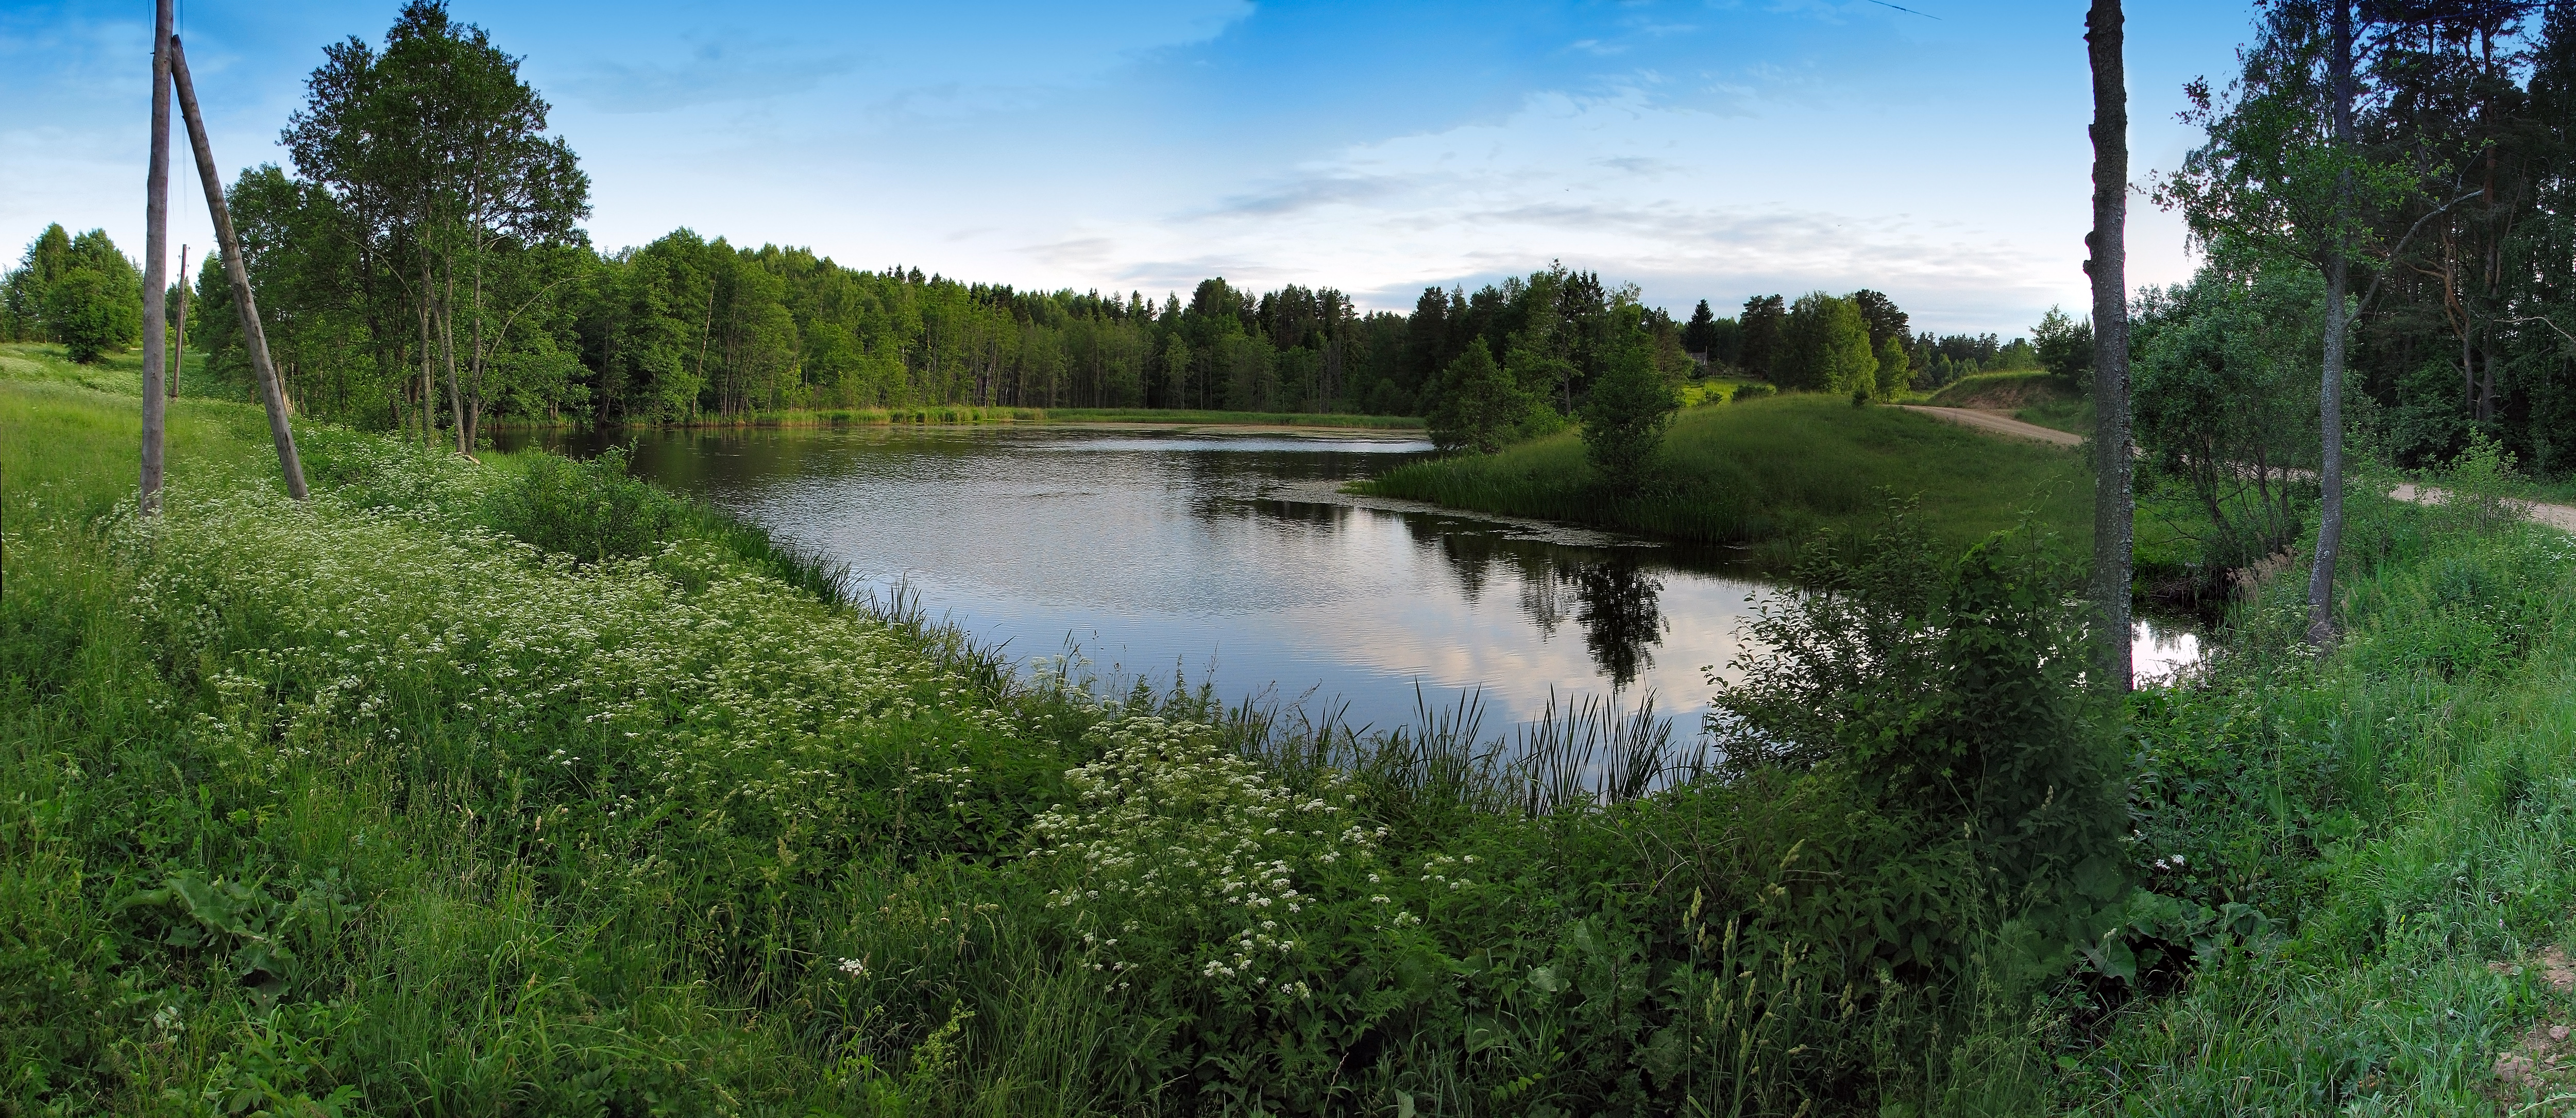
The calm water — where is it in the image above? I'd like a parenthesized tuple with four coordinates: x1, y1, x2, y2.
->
(500, 425, 2198, 734)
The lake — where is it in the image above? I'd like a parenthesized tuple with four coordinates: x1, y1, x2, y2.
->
(499, 424, 2199, 737)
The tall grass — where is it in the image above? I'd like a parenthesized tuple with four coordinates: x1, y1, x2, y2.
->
(2, 372, 2067, 1115)
(9, 363, 2572, 1115)
(2060, 478, 2576, 1112)
(1361, 393, 2092, 567)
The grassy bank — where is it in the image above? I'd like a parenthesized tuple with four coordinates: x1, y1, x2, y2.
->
(2074, 481, 2576, 1110)
(9, 361, 2572, 1115)
(3, 369, 2051, 1114)
(1359, 393, 2092, 567)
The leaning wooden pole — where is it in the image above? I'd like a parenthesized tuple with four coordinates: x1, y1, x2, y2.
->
(170, 244, 189, 399)
(169, 34, 307, 500)
(139, 0, 175, 512)
(2084, 0, 2133, 692)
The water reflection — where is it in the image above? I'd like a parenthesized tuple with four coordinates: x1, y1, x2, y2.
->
(2133, 617, 2202, 686)
(1574, 560, 1665, 688)
(494, 424, 2195, 728)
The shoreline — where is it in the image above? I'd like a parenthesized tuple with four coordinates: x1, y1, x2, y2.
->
(484, 408, 1426, 436)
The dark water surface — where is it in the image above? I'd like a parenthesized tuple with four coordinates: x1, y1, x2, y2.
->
(501, 425, 2197, 735)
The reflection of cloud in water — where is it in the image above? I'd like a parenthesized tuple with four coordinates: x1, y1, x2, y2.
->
(527, 422, 1801, 733)
(2132, 619, 2202, 687)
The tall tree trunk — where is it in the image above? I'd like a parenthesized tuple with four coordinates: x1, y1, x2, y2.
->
(170, 244, 188, 399)
(2086, 0, 2133, 691)
(2307, 0, 2356, 650)
(139, 1, 174, 512)
(466, 238, 486, 452)
(419, 261, 436, 447)
(440, 269, 466, 454)
(170, 36, 307, 500)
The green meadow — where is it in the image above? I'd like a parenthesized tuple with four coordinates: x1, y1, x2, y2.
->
(7, 346, 2576, 1115)
(1359, 393, 2095, 569)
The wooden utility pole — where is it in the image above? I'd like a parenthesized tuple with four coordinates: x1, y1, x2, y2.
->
(2086, 0, 2133, 691)
(139, 0, 174, 511)
(170, 244, 188, 398)
(169, 35, 308, 500)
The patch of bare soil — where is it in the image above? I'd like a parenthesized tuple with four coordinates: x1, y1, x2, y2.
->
(2488, 946, 2576, 1109)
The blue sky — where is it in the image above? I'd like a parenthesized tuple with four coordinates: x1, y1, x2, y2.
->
(3, 0, 2262, 336)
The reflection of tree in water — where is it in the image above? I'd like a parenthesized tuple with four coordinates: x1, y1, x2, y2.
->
(1574, 557, 1665, 689)
(1519, 559, 1571, 638)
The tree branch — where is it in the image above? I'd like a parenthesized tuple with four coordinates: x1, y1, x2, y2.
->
(2357, 188, 2482, 316)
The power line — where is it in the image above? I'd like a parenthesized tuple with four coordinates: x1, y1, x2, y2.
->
(1862, 0, 1939, 18)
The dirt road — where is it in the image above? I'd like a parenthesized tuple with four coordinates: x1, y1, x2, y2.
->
(1900, 405, 2576, 531)
(1899, 405, 2082, 447)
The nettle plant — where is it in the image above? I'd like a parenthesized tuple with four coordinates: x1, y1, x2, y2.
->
(1031, 713, 1405, 1012)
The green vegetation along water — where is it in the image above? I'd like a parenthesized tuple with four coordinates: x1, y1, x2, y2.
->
(1361, 393, 2098, 567)
(497, 423, 1781, 736)
(10, 346, 2576, 1114)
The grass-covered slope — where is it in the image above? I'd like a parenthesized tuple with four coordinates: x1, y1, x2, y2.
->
(11, 343, 2576, 1115)
(1922, 370, 2069, 410)
(1358, 393, 2092, 566)
(4, 361, 2084, 1114)
(2076, 492, 2576, 1111)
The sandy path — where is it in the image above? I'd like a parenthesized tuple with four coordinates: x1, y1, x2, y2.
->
(2389, 482, 2576, 532)
(1899, 405, 2083, 447)
(1900, 405, 2576, 532)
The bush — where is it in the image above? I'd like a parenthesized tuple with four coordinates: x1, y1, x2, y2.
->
(1424, 344, 1527, 454)
(1708, 502, 2129, 962)
(43, 268, 138, 364)
(480, 445, 687, 562)
(1579, 341, 1681, 492)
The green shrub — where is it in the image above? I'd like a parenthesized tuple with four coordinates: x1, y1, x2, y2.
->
(481, 445, 687, 562)
(1709, 502, 2129, 970)
(1578, 340, 1681, 492)
(1425, 344, 1527, 454)
(43, 268, 137, 364)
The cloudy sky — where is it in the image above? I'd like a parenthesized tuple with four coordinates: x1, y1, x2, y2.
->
(3, 0, 2261, 336)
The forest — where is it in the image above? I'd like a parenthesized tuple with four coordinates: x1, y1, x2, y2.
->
(0, 3, 2074, 448)
(13, 0, 2576, 1113)
(12, 0, 2573, 481)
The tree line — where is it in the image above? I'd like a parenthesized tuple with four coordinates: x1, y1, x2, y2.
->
(0, 2, 1954, 442)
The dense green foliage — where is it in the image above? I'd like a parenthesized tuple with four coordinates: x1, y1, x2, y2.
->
(2075, 462, 2576, 1111)
(1777, 293, 1882, 398)
(2030, 306, 2093, 393)
(1, 225, 143, 360)
(1362, 393, 2092, 569)
(2131, 263, 2331, 575)
(0, 350, 2116, 1116)
(1422, 344, 1526, 453)
(2162, 0, 2576, 476)
(1575, 341, 1682, 489)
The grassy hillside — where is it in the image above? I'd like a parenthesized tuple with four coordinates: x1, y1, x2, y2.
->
(1924, 369, 2070, 410)
(10, 357, 2573, 1115)
(6, 363, 2069, 1113)
(1359, 393, 2092, 567)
